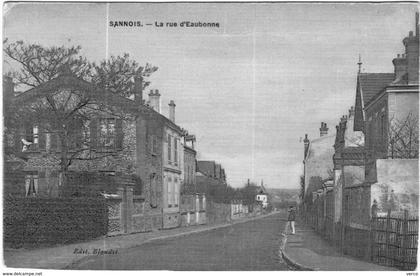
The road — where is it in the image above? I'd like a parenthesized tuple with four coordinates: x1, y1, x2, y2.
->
(74, 212, 289, 270)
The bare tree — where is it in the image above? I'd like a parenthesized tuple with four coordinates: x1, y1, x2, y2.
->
(388, 112, 419, 159)
(4, 40, 92, 88)
(91, 53, 157, 98)
(4, 40, 158, 188)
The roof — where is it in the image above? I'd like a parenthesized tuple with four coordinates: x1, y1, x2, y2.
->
(11, 72, 183, 132)
(354, 73, 395, 131)
(197, 161, 216, 177)
(359, 73, 394, 106)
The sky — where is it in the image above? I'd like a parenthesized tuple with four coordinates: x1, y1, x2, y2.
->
(3, 2, 419, 189)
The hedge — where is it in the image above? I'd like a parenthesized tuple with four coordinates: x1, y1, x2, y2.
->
(4, 196, 108, 248)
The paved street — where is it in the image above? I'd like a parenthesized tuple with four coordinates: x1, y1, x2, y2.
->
(73, 213, 289, 270)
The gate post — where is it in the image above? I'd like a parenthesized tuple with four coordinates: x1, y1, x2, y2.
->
(195, 193, 200, 223)
(118, 182, 134, 234)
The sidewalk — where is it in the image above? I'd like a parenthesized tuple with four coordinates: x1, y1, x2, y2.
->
(280, 223, 397, 271)
(3, 211, 278, 269)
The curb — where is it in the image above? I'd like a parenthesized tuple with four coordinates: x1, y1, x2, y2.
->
(66, 211, 280, 269)
(279, 224, 314, 271)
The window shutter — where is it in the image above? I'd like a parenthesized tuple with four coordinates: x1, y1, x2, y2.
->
(168, 134, 172, 162)
(14, 131, 21, 152)
(90, 118, 98, 150)
(24, 122, 34, 142)
(75, 128, 83, 149)
(38, 128, 46, 151)
(71, 119, 83, 149)
(56, 133, 62, 152)
(115, 118, 123, 150)
(51, 132, 58, 152)
(153, 136, 158, 154)
(149, 135, 152, 154)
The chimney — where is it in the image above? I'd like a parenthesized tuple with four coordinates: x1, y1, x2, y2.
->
(402, 14, 419, 85)
(168, 100, 176, 122)
(348, 106, 355, 118)
(134, 76, 143, 105)
(320, 122, 329, 137)
(304, 134, 309, 159)
(148, 89, 161, 113)
(392, 54, 408, 81)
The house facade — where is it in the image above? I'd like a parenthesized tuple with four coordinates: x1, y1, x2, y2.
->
(255, 181, 268, 209)
(183, 134, 197, 193)
(3, 71, 188, 230)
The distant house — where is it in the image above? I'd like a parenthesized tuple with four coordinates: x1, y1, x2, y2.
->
(196, 160, 227, 187)
(255, 181, 268, 209)
(3, 71, 189, 230)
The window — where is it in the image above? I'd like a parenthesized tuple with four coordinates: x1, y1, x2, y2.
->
(33, 126, 39, 144)
(167, 176, 173, 207)
(174, 138, 178, 166)
(22, 125, 39, 152)
(150, 173, 157, 208)
(150, 135, 158, 155)
(380, 114, 386, 150)
(186, 166, 190, 185)
(174, 177, 179, 207)
(25, 173, 38, 197)
(367, 119, 373, 149)
(99, 118, 116, 150)
(167, 134, 172, 164)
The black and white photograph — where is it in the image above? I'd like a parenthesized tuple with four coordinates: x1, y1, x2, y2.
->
(2, 1, 419, 272)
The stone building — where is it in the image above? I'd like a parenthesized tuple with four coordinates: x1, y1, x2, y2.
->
(3, 71, 188, 230)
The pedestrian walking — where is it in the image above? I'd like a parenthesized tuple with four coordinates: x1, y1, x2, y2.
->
(287, 206, 296, 234)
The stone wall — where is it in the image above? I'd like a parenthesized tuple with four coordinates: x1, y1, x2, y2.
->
(107, 197, 122, 234)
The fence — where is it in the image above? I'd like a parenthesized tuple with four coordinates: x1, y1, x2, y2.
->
(371, 210, 418, 270)
(305, 194, 418, 270)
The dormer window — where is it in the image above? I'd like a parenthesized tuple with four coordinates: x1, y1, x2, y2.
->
(99, 118, 116, 150)
(90, 117, 123, 152)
